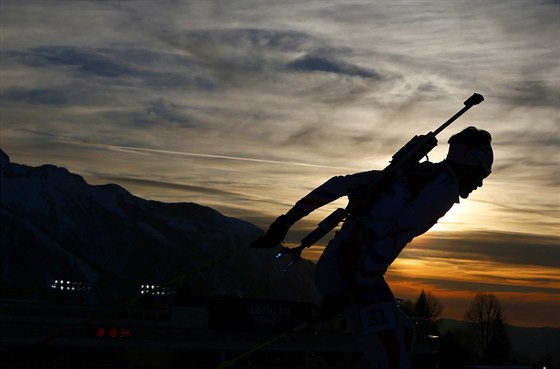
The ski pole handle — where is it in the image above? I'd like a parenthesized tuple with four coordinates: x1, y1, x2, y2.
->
(276, 208, 347, 271)
(275, 244, 304, 272)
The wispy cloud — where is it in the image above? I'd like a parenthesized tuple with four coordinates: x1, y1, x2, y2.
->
(409, 231, 560, 268)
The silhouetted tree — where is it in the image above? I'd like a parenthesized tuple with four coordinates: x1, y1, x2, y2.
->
(439, 330, 475, 369)
(464, 292, 511, 363)
(396, 298, 415, 316)
(414, 289, 443, 323)
(485, 310, 512, 364)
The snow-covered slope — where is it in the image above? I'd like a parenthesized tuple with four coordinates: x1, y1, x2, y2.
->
(0, 149, 320, 305)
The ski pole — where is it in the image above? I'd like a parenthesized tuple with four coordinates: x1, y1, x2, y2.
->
(214, 309, 328, 369)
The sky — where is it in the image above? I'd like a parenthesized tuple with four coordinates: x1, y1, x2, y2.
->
(1, 0, 559, 328)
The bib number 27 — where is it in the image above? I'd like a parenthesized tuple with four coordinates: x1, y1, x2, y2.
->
(359, 302, 397, 335)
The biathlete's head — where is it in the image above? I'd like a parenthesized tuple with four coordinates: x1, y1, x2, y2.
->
(446, 126, 493, 199)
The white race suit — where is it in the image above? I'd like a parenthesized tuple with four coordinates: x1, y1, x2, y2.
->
(292, 162, 459, 369)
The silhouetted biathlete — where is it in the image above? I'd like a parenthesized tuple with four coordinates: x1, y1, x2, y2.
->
(252, 126, 493, 369)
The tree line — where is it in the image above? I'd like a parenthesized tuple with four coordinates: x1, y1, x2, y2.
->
(400, 290, 512, 368)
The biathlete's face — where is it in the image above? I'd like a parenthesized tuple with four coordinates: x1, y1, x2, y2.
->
(458, 165, 491, 199)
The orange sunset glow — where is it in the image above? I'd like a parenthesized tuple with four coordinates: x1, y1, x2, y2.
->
(301, 227, 560, 328)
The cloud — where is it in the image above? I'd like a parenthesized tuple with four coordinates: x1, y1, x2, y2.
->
(1, 3, 558, 228)
(406, 230, 560, 269)
(2, 87, 70, 105)
(153, 26, 389, 98)
(98, 175, 244, 199)
(134, 99, 192, 127)
(500, 80, 560, 109)
(1, 20, 408, 165)
(388, 230, 560, 300)
(13, 46, 135, 78)
(6, 45, 218, 94)
(101, 144, 350, 170)
(286, 54, 381, 79)
(408, 275, 559, 295)
(157, 28, 328, 63)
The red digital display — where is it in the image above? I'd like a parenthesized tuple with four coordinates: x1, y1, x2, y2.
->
(95, 327, 131, 338)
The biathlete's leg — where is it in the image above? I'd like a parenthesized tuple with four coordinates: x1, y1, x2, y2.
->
(345, 300, 412, 369)
(399, 308, 415, 354)
(315, 240, 346, 295)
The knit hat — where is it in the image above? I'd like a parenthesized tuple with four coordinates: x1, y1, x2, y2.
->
(446, 143, 493, 175)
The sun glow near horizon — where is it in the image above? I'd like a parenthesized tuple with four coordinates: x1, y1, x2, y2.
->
(299, 225, 560, 328)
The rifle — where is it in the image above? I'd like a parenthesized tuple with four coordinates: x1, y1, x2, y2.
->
(275, 93, 484, 271)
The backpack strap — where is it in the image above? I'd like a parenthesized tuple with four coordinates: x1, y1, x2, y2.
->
(404, 162, 445, 202)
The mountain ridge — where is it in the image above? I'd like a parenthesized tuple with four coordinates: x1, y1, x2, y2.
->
(0, 148, 320, 305)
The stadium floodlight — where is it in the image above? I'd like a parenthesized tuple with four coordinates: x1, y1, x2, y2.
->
(50, 279, 91, 292)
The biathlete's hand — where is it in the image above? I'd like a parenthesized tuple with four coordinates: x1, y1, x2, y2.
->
(250, 214, 292, 249)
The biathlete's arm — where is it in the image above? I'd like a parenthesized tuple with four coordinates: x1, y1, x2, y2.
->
(290, 170, 381, 218)
(251, 170, 380, 248)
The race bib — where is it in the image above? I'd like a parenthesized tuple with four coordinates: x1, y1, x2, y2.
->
(359, 302, 397, 335)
